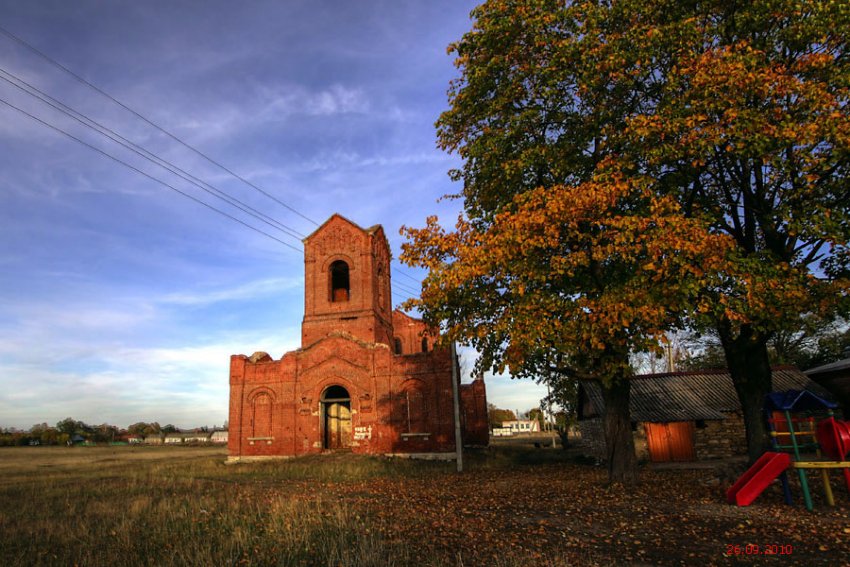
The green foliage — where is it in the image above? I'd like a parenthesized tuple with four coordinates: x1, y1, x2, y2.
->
(487, 404, 516, 429)
(128, 421, 162, 436)
(527, 407, 546, 429)
(407, 0, 850, 464)
(680, 318, 850, 371)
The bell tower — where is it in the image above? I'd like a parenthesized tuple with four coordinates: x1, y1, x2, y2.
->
(301, 214, 394, 348)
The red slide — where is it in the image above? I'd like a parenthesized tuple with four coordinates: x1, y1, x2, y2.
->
(726, 452, 791, 506)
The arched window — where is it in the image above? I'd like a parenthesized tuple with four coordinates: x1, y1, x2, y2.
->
(421, 337, 428, 353)
(394, 337, 403, 355)
(251, 392, 273, 438)
(330, 260, 350, 302)
(402, 386, 428, 433)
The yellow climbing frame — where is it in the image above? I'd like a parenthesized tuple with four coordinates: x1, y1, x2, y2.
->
(791, 462, 850, 507)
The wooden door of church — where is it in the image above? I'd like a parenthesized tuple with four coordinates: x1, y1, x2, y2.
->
(325, 402, 352, 449)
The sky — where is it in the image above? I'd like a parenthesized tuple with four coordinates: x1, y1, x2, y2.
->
(0, 1, 549, 430)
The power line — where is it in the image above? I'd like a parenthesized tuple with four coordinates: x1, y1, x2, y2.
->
(0, 95, 303, 254)
(0, 26, 442, 291)
(392, 266, 423, 284)
(0, 91, 426, 289)
(2, 91, 426, 303)
(0, 24, 319, 228)
(392, 280, 421, 297)
(0, 26, 439, 296)
(392, 292, 418, 305)
(0, 67, 308, 242)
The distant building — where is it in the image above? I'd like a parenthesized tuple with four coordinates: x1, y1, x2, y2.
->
(183, 432, 210, 443)
(210, 430, 228, 444)
(501, 420, 541, 434)
(228, 214, 489, 461)
(577, 366, 834, 462)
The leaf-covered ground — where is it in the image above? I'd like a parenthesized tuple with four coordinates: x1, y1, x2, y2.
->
(2, 445, 848, 565)
(280, 452, 850, 565)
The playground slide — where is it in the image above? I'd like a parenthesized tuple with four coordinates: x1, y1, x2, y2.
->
(726, 452, 792, 506)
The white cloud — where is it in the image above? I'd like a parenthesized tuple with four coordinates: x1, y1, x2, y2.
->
(254, 83, 370, 120)
(160, 276, 301, 306)
(0, 326, 302, 430)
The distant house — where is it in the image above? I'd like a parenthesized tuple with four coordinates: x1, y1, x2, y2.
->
(127, 436, 143, 444)
(183, 432, 210, 443)
(500, 420, 541, 435)
(210, 431, 228, 444)
(577, 366, 834, 463)
(164, 433, 184, 444)
(491, 427, 513, 437)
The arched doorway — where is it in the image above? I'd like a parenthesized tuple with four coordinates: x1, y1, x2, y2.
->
(321, 385, 352, 450)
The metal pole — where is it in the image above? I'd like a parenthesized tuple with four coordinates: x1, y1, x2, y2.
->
(547, 381, 556, 448)
(451, 342, 463, 472)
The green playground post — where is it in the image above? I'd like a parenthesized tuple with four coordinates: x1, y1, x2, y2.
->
(785, 409, 813, 511)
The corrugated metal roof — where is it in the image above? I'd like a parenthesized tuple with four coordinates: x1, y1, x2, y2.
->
(580, 366, 833, 423)
(806, 357, 850, 375)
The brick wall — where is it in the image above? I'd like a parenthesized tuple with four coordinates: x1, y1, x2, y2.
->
(460, 378, 489, 446)
(228, 214, 488, 461)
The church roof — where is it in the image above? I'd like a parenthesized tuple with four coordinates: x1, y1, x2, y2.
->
(303, 213, 384, 242)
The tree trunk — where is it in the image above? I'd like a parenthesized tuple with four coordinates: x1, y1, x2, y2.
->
(600, 377, 638, 484)
(718, 321, 773, 463)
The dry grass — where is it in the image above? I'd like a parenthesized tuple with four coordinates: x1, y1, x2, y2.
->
(0, 446, 588, 566)
(0, 446, 568, 566)
(0, 446, 424, 566)
(1, 445, 846, 566)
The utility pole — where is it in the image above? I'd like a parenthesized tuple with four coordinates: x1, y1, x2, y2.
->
(451, 342, 463, 472)
(666, 341, 676, 373)
(546, 381, 556, 448)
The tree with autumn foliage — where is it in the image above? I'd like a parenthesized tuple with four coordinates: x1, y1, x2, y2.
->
(402, 0, 850, 479)
(488, 405, 517, 429)
(615, 0, 850, 461)
(403, 174, 727, 482)
(402, 0, 727, 483)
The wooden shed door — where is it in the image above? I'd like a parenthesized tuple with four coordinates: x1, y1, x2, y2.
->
(645, 422, 696, 462)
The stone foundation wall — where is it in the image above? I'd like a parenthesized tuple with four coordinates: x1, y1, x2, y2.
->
(580, 413, 748, 462)
(578, 418, 605, 458)
(694, 412, 747, 459)
(578, 419, 650, 461)
(633, 422, 649, 461)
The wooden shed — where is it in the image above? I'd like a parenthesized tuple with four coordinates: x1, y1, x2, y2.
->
(578, 366, 833, 463)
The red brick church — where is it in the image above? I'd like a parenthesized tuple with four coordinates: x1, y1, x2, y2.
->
(227, 214, 488, 461)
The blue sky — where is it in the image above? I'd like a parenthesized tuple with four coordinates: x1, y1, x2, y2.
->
(0, 1, 547, 430)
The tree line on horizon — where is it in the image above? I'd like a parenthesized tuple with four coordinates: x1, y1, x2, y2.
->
(0, 418, 227, 447)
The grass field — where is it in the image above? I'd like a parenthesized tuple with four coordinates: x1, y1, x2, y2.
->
(0, 443, 847, 566)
